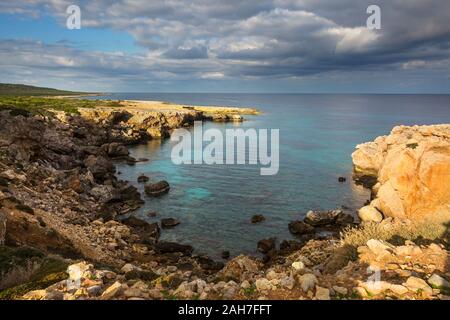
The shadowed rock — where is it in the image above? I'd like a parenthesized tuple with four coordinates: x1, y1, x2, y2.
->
(155, 241, 193, 255)
(144, 180, 170, 197)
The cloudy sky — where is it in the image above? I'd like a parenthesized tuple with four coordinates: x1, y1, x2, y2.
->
(1, 0, 450, 93)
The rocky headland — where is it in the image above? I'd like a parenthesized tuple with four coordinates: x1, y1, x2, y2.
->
(0, 100, 448, 300)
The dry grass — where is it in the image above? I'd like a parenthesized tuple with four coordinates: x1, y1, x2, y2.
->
(341, 214, 450, 249)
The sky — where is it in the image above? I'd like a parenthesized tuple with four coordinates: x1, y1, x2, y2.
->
(1, 0, 450, 93)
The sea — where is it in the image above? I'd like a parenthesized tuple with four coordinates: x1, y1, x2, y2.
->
(87, 93, 450, 259)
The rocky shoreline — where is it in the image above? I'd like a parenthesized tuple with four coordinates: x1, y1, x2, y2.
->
(0, 101, 449, 300)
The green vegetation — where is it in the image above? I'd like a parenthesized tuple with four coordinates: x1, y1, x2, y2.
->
(0, 246, 69, 300)
(161, 290, 178, 300)
(0, 246, 44, 275)
(0, 83, 88, 97)
(243, 284, 256, 296)
(0, 96, 122, 116)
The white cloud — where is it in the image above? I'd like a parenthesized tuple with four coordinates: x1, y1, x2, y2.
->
(0, 0, 450, 90)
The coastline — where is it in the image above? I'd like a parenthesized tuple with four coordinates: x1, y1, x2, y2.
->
(0, 100, 449, 300)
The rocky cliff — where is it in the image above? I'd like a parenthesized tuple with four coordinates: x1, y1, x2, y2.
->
(78, 100, 259, 141)
(0, 100, 258, 296)
(352, 125, 450, 221)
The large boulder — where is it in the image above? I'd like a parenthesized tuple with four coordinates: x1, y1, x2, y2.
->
(257, 238, 276, 254)
(90, 185, 121, 203)
(352, 125, 450, 220)
(219, 255, 262, 281)
(121, 216, 160, 243)
(358, 205, 383, 223)
(102, 142, 129, 158)
(304, 209, 352, 227)
(144, 181, 170, 197)
(84, 155, 115, 180)
(288, 221, 314, 235)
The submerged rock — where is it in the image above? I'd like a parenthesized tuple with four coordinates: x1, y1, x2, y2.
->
(144, 180, 170, 197)
(137, 174, 149, 183)
(251, 214, 265, 224)
(161, 218, 180, 229)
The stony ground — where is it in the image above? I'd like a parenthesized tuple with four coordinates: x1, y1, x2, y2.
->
(19, 238, 450, 300)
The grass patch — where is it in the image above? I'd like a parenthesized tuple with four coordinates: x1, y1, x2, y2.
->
(161, 290, 178, 300)
(243, 284, 256, 296)
(0, 96, 123, 116)
(0, 260, 69, 300)
(0, 246, 69, 299)
(0, 246, 44, 275)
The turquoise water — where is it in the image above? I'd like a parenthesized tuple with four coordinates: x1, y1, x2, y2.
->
(90, 94, 450, 258)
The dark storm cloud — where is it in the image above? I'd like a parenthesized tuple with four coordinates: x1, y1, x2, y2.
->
(1, 0, 450, 90)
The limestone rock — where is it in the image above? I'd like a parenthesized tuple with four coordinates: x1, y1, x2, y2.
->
(404, 276, 433, 295)
(352, 124, 450, 219)
(358, 205, 383, 223)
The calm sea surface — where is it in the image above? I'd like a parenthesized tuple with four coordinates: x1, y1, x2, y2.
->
(88, 94, 450, 258)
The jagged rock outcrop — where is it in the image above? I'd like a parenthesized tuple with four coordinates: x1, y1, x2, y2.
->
(352, 125, 450, 220)
(78, 100, 259, 142)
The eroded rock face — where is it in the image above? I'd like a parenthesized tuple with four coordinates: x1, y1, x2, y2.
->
(352, 125, 450, 219)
